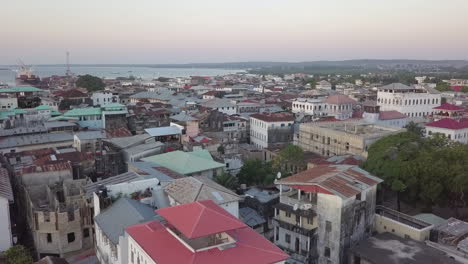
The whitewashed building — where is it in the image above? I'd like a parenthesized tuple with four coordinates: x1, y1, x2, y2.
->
(250, 113, 295, 149)
(292, 94, 357, 120)
(425, 118, 468, 144)
(92, 92, 119, 107)
(0, 168, 13, 253)
(316, 80, 332, 90)
(377, 83, 441, 118)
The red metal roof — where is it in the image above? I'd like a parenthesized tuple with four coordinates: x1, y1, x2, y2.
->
(127, 201, 288, 264)
(156, 200, 246, 239)
(277, 165, 382, 198)
(324, 94, 357, 105)
(379, 111, 407, 120)
(426, 118, 468, 130)
(433, 104, 464, 111)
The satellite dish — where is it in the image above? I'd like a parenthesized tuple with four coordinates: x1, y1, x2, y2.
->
(277, 172, 282, 179)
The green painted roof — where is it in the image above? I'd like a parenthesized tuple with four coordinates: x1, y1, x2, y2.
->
(64, 107, 102, 116)
(13, 108, 27, 114)
(141, 150, 224, 175)
(49, 115, 80, 121)
(412, 213, 446, 226)
(0, 86, 44, 93)
(35, 105, 53, 110)
(51, 111, 62, 116)
(0, 111, 15, 119)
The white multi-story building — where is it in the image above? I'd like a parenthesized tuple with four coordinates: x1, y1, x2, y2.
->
(92, 91, 119, 107)
(292, 94, 357, 120)
(316, 80, 332, 90)
(250, 113, 295, 149)
(0, 168, 13, 253)
(0, 97, 18, 110)
(425, 118, 468, 144)
(377, 83, 441, 118)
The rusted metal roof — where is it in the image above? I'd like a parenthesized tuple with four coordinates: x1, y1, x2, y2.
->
(276, 165, 383, 199)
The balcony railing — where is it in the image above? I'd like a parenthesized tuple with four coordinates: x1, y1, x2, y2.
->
(280, 191, 316, 211)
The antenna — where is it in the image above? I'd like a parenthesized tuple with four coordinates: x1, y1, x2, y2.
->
(66, 51, 71, 76)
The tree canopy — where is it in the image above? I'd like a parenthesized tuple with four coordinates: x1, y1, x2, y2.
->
(362, 130, 468, 212)
(4, 245, 33, 264)
(238, 159, 275, 186)
(213, 171, 238, 190)
(272, 144, 305, 175)
(76, 74, 105, 92)
(435, 82, 452, 92)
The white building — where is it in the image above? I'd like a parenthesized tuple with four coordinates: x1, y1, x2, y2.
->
(362, 104, 408, 128)
(377, 83, 441, 118)
(92, 92, 119, 107)
(201, 98, 237, 115)
(0, 168, 13, 252)
(425, 118, 468, 144)
(292, 94, 357, 120)
(0, 97, 18, 110)
(316, 80, 332, 90)
(250, 113, 295, 149)
(94, 197, 157, 264)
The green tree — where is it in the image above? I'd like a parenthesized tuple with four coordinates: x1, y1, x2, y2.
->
(76, 74, 105, 92)
(238, 159, 274, 186)
(362, 132, 422, 211)
(461, 86, 468, 93)
(404, 121, 424, 137)
(435, 82, 451, 92)
(272, 145, 304, 174)
(308, 79, 316, 89)
(213, 172, 238, 190)
(4, 245, 33, 264)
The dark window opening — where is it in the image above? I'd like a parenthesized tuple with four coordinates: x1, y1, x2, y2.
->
(83, 228, 90, 238)
(67, 232, 75, 243)
(325, 247, 330, 258)
(47, 233, 52, 243)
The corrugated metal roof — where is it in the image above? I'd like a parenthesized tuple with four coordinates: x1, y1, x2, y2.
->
(276, 165, 383, 199)
(94, 198, 158, 244)
(239, 207, 266, 228)
(145, 126, 181, 137)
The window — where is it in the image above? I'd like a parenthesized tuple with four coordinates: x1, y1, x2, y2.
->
(307, 217, 313, 225)
(285, 212, 291, 218)
(131, 251, 134, 263)
(392, 229, 395, 232)
(276, 227, 279, 241)
(326, 221, 332, 232)
(404, 234, 411, 239)
(67, 232, 75, 243)
(324, 247, 331, 258)
(356, 193, 361, 201)
(285, 234, 291, 243)
(296, 215, 300, 223)
(47, 233, 52, 243)
(83, 228, 90, 238)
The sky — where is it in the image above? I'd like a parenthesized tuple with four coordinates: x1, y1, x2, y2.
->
(1, 0, 468, 64)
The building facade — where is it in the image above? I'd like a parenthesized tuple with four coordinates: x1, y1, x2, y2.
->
(250, 113, 295, 149)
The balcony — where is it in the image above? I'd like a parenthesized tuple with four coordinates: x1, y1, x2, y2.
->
(280, 190, 317, 212)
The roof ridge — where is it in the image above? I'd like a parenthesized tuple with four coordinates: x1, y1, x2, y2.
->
(188, 203, 205, 238)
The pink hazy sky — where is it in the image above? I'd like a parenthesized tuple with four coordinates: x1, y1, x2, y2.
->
(1, 0, 468, 64)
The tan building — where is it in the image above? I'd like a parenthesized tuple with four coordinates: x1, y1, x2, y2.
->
(298, 121, 403, 157)
(24, 182, 94, 259)
(374, 206, 433, 242)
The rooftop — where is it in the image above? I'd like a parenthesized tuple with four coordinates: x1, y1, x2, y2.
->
(324, 94, 357, 105)
(157, 200, 245, 239)
(250, 112, 295, 122)
(276, 165, 383, 199)
(164, 176, 242, 205)
(426, 118, 468, 130)
(64, 107, 102, 117)
(350, 232, 461, 264)
(128, 162, 185, 182)
(0, 86, 44, 93)
(94, 198, 159, 244)
(433, 103, 464, 111)
(126, 200, 288, 264)
(145, 126, 182, 137)
(141, 150, 224, 175)
(379, 110, 407, 120)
